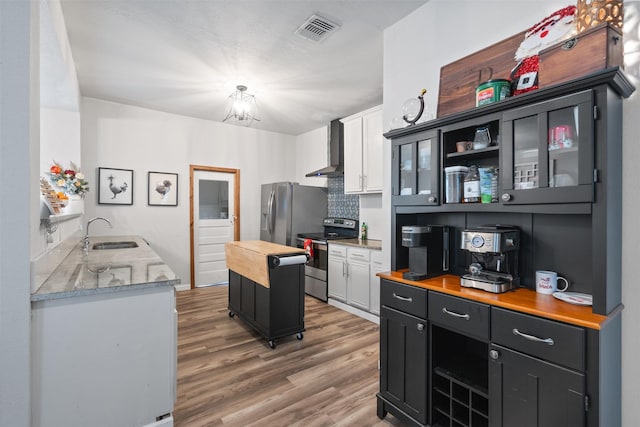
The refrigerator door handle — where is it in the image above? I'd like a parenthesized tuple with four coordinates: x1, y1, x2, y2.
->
(267, 189, 275, 234)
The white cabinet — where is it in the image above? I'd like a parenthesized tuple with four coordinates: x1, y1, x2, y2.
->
(347, 247, 371, 311)
(31, 286, 176, 427)
(370, 249, 383, 315)
(328, 244, 348, 301)
(328, 243, 382, 314)
(342, 105, 383, 194)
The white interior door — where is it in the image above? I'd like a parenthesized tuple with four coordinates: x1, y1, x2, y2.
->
(194, 170, 235, 287)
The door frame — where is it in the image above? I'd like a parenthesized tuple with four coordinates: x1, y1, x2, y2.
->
(189, 165, 240, 289)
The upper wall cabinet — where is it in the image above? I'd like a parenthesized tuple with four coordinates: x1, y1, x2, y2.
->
(342, 105, 383, 194)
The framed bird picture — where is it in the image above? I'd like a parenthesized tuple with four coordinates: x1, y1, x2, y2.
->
(148, 171, 178, 206)
(98, 167, 134, 205)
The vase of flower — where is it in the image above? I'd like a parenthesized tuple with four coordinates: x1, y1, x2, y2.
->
(48, 161, 89, 215)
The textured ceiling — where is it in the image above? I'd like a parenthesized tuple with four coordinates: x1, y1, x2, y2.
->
(58, 0, 428, 135)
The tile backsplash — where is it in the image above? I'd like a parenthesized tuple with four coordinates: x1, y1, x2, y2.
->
(328, 176, 359, 219)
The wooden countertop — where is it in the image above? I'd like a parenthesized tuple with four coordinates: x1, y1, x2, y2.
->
(225, 240, 305, 288)
(377, 271, 620, 330)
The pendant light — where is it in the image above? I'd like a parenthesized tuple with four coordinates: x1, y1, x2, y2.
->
(223, 85, 259, 127)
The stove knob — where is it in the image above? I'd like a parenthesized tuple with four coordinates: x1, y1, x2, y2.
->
(489, 349, 500, 360)
(501, 193, 512, 202)
(417, 323, 425, 331)
(428, 196, 437, 203)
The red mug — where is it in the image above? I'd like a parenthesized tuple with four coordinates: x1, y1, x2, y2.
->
(548, 125, 573, 149)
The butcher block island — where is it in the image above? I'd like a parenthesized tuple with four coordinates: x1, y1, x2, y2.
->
(225, 240, 307, 349)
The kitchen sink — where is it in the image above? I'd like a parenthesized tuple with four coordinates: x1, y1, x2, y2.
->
(92, 241, 139, 250)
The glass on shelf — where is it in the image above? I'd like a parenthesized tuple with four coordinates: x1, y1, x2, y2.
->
(548, 106, 580, 188)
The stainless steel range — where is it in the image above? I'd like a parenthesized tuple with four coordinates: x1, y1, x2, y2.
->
(296, 218, 359, 302)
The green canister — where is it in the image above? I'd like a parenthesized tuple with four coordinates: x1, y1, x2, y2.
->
(479, 167, 495, 203)
(476, 79, 512, 107)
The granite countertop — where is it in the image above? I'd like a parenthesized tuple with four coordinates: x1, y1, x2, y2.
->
(329, 238, 382, 250)
(32, 235, 180, 302)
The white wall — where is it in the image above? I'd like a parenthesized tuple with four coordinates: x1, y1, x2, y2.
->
(383, 2, 640, 425)
(295, 125, 329, 187)
(33, 0, 84, 284)
(360, 193, 384, 241)
(37, 107, 83, 256)
(0, 1, 38, 425)
(81, 98, 298, 286)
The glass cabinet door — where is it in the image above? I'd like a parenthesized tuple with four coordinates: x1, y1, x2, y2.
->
(417, 139, 432, 196)
(399, 143, 414, 196)
(501, 90, 593, 204)
(392, 129, 439, 206)
(512, 115, 539, 190)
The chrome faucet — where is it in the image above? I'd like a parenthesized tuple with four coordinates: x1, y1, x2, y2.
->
(83, 217, 112, 251)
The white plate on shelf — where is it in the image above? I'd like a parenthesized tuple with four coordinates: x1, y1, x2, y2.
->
(552, 292, 593, 306)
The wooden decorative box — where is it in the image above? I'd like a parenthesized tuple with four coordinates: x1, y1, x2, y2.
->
(538, 23, 623, 89)
(437, 30, 525, 118)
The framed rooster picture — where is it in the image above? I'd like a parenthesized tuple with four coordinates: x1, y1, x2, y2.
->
(148, 171, 178, 206)
(98, 167, 133, 205)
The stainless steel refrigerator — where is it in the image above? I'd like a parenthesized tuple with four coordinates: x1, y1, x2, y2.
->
(260, 182, 327, 246)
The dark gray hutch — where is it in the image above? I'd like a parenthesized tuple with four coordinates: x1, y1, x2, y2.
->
(377, 68, 634, 427)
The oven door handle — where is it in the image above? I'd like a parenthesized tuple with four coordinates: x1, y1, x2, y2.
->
(296, 238, 328, 246)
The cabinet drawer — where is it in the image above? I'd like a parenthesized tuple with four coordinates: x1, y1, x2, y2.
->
(381, 279, 427, 319)
(348, 247, 370, 263)
(428, 292, 490, 340)
(328, 244, 347, 258)
(491, 307, 585, 371)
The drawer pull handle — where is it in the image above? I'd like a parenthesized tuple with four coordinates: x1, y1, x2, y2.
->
(392, 293, 412, 303)
(512, 328, 555, 346)
(442, 307, 470, 320)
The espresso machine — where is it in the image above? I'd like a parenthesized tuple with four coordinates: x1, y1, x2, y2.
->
(401, 225, 449, 281)
(460, 225, 520, 293)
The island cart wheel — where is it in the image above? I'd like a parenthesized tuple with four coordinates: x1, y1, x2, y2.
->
(228, 311, 235, 317)
(268, 340, 276, 349)
(296, 332, 304, 340)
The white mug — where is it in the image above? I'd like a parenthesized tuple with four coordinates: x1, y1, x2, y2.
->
(535, 270, 569, 294)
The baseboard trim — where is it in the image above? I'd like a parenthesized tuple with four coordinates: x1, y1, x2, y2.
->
(328, 298, 379, 324)
(174, 284, 190, 292)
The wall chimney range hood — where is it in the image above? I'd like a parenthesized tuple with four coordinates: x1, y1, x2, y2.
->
(306, 119, 344, 177)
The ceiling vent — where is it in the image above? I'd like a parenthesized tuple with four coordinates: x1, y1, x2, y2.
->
(295, 14, 340, 42)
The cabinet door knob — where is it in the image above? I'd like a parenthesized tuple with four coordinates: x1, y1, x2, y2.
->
(428, 196, 437, 203)
(417, 323, 425, 331)
(489, 349, 500, 360)
(501, 193, 512, 202)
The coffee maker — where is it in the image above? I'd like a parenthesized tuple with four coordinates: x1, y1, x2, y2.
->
(401, 225, 449, 281)
(460, 225, 520, 293)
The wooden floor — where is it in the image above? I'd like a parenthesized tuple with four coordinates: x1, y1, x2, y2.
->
(174, 285, 404, 427)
